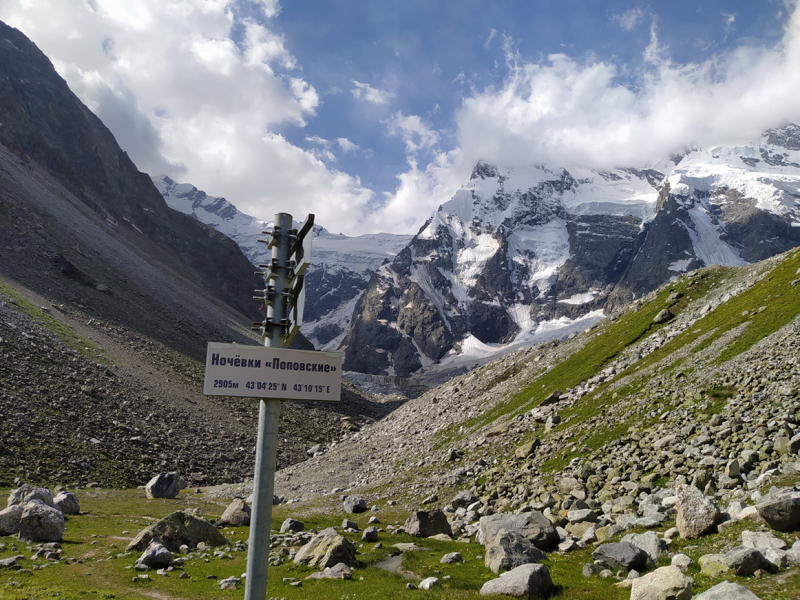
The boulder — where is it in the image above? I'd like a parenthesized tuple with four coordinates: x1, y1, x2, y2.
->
(404, 509, 453, 538)
(0, 505, 23, 536)
(293, 527, 358, 569)
(515, 439, 541, 459)
(671, 553, 693, 572)
(305, 562, 353, 580)
(343, 496, 367, 513)
(280, 518, 304, 533)
(630, 566, 692, 600)
(7, 484, 55, 508)
(53, 492, 80, 515)
(591, 542, 648, 572)
(676, 484, 718, 538)
(479, 563, 554, 598)
(0, 555, 24, 569)
(622, 531, 667, 563)
(786, 540, 800, 566)
(724, 546, 773, 577)
(741, 530, 787, 551)
(18, 500, 64, 543)
(144, 472, 185, 499)
(361, 526, 378, 542)
(485, 530, 547, 574)
(451, 489, 478, 509)
(419, 577, 440, 590)
(218, 498, 251, 527)
(218, 576, 240, 590)
(136, 541, 173, 569)
(653, 308, 674, 324)
(698, 554, 729, 577)
(441, 552, 463, 564)
(479, 512, 559, 551)
(342, 518, 359, 531)
(693, 581, 762, 599)
(755, 489, 800, 531)
(126, 511, 228, 552)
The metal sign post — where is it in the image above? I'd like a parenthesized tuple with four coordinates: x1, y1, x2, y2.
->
(201, 212, 340, 600)
(244, 212, 292, 600)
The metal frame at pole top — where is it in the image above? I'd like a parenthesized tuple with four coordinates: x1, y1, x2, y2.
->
(244, 212, 292, 600)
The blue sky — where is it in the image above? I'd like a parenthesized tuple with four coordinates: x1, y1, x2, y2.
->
(2, 1, 798, 235)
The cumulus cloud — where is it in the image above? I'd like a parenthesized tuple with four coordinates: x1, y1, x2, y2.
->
(351, 80, 393, 104)
(374, 1, 800, 234)
(337, 137, 359, 153)
(1, 0, 374, 235)
(387, 111, 440, 153)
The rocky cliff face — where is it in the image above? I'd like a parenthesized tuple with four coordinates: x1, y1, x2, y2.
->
(343, 129, 800, 377)
(0, 21, 260, 322)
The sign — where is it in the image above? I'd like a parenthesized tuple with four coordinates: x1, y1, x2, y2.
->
(203, 342, 341, 401)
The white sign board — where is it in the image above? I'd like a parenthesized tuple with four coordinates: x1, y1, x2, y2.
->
(203, 342, 341, 401)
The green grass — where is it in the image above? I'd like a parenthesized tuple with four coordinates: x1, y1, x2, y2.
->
(433, 266, 732, 456)
(2, 480, 798, 600)
(524, 250, 800, 474)
(0, 282, 106, 363)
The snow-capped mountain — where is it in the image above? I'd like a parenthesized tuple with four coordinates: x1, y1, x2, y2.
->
(151, 176, 411, 346)
(342, 125, 800, 377)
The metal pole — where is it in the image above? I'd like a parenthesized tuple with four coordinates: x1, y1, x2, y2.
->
(244, 212, 292, 600)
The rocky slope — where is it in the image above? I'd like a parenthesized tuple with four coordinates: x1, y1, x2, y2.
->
(0, 21, 393, 488)
(343, 131, 800, 377)
(270, 246, 800, 512)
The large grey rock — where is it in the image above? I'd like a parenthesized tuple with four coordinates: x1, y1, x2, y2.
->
(343, 495, 367, 513)
(741, 530, 787, 551)
(694, 581, 762, 599)
(755, 489, 800, 531)
(698, 554, 729, 577)
(293, 527, 358, 569)
(725, 546, 774, 576)
(218, 576, 240, 590)
(591, 542, 648, 572)
(218, 498, 250, 526)
(404, 509, 453, 538)
(305, 562, 353, 580)
(485, 530, 547, 574)
(18, 500, 65, 543)
(451, 489, 478, 509)
(53, 491, 80, 515)
(0, 505, 23, 536)
(280, 518, 304, 533)
(479, 512, 559, 551)
(136, 541, 173, 569)
(126, 511, 228, 552)
(8, 484, 55, 508)
(144, 472, 185, 499)
(479, 563, 554, 598)
(361, 526, 378, 542)
(419, 577, 440, 590)
(622, 531, 667, 563)
(787, 540, 800, 566)
(630, 565, 692, 600)
(676, 484, 718, 539)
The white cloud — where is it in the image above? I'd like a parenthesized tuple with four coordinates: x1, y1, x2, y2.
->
(722, 12, 736, 40)
(372, 1, 800, 235)
(614, 8, 646, 31)
(337, 137, 359, 153)
(351, 80, 393, 104)
(0, 0, 374, 236)
(387, 112, 439, 153)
